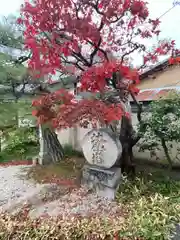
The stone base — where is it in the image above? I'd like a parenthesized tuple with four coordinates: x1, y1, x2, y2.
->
(171, 224, 180, 240)
(82, 164, 121, 200)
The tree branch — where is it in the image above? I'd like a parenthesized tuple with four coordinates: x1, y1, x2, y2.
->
(72, 51, 91, 67)
(14, 52, 31, 65)
(130, 92, 142, 122)
(89, 38, 102, 65)
(89, 0, 104, 16)
(61, 56, 85, 71)
(121, 44, 139, 64)
(87, 40, 109, 61)
(130, 92, 149, 147)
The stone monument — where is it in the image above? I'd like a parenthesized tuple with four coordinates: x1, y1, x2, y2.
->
(81, 128, 122, 200)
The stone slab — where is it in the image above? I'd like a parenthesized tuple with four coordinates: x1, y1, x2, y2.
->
(170, 224, 180, 240)
(82, 164, 121, 200)
(81, 129, 122, 169)
(93, 184, 119, 200)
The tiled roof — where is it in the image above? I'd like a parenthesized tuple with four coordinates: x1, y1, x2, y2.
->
(136, 90, 155, 101)
(134, 87, 180, 102)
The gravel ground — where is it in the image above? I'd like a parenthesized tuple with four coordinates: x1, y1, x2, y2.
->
(0, 165, 44, 206)
(29, 187, 122, 220)
(0, 165, 51, 214)
(0, 165, 122, 220)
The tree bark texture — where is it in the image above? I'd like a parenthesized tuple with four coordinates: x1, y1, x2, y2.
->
(0, 135, 1, 153)
(39, 125, 64, 164)
(119, 116, 136, 175)
(161, 137, 173, 169)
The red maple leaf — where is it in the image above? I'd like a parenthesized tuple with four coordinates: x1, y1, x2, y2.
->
(19, 0, 177, 128)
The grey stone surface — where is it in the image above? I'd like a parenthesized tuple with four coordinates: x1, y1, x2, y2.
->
(81, 128, 122, 168)
(170, 224, 180, 240)
(94, 185, 118, 200)
(82, 164, 121, 200)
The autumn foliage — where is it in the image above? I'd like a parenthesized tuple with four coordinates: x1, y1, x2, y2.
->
(32, 88, 124, 128)
(19, 0, 176, 128)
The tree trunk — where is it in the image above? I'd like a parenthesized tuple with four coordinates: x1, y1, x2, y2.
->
(39, 124, 64, 164)
(0, 135, 1, 153)
(119, 116, 136, 175)
(161, 137, 172, 169)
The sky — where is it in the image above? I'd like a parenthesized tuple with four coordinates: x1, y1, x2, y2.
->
(148, 0, 180, 47)
(0, 0, 179, 40)
(0, 0, 180, 66)
(0, 0, 23, 17)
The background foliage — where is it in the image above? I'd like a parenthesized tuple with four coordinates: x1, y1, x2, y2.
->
(0, 126, 38, 162)
(138, 92, 180, 166)
(0, 52, 26, 86)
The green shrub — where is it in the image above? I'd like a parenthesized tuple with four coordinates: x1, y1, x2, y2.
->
(0, 127, 39, 160)
(0, 215, 122, 240)
(138, 92, 180, 167)
(117, 174, 180, 239)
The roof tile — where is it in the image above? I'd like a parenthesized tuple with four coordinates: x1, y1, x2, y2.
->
(134, 88, 179, 102)
(151, 89, 171, 100)
(136, 90, 155, 101)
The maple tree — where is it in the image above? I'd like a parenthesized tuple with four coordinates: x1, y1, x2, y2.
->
(19, 0, 177, 171)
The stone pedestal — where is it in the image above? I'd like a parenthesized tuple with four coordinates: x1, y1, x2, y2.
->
(81, 129, 122, 199)
(171, 224, 180, 240)
(82, 164, 121, 200)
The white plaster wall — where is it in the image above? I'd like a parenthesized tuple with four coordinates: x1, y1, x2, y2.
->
(56, 128, 72, 146)
(56, 113, 180, 163)
(56, 125, 94, 151)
